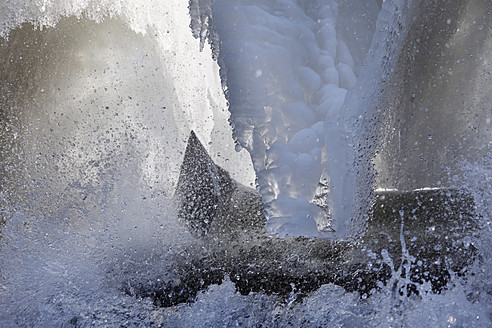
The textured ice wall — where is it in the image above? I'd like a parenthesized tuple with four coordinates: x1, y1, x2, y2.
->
(193, 0, 419, 238)
(200, 0, 380, 237)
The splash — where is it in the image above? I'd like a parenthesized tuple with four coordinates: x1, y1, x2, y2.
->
(191, 0, 419, 238)
(0, 0, 491, 326)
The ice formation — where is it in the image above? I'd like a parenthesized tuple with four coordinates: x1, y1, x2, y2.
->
(208, 0, 377, 237)
(0, 0, 419, 238)
(0, 0, 491, 326)
(191, 0, 419, 237)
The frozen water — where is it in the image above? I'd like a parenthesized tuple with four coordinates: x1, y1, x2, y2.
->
(194, 0, 423, 238)
(1, 0, 257, 190)
(0, 0, 491, 327)
(206, 0, 384, 237)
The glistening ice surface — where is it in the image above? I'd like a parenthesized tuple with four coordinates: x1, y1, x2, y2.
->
(0, 0, 491, 327)
(202, 0, 382, 237)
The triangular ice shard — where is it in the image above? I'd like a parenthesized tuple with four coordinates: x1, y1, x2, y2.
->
(175, 131, 234, 236)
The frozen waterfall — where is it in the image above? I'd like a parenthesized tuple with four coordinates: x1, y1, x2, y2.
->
(189, 0, 418, 238)
(0, 0, 413, 239)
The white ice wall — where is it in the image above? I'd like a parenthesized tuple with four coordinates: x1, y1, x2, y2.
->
(201, 0, 382, 237)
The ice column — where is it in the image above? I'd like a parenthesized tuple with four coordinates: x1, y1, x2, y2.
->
(208, 0, 377, 237)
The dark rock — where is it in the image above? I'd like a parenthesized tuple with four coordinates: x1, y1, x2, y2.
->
(175, 130, 234, 236)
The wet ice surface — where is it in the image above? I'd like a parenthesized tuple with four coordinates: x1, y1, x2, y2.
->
(204, 0, 383, 237)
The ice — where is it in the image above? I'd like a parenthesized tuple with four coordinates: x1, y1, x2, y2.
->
(0, 0, 491, 326)
(207, 0, 385, 237)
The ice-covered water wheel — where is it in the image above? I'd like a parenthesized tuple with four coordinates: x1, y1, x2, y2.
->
(134, 132, 478, 307)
